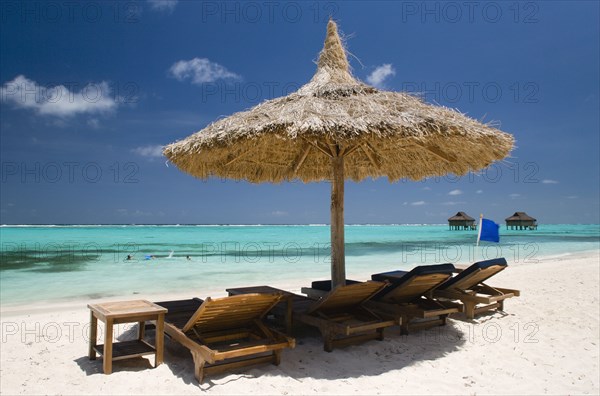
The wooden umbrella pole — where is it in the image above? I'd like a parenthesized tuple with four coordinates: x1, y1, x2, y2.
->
(330, 153, 346, 288)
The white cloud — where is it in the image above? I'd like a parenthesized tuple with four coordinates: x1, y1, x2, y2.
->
(271, 210, 288, 217)
(131, 145, 164, 158)
(509, 193, 521, 199)
(567, 195, 578, 199)
(117, 208, 165, 217)
(542, 179, 559, 184)
(87, 118, 100, 129)
(148, 0, 178, 12)
(410, 201, 426, 206)
(169, 58, 240, 84)
(448, 189, 463, 196)
(476, 190, 483, 194)
(422, 186, 432, 191)
(442, 201, 466, 206)
(366, 64, 395, 88)
(0, 75, 118, 117)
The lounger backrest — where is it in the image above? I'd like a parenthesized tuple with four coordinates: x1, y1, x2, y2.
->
(373, 264, 455, 303)
(182, 293, 282, 333)
(307, 281, 387, 314)
(310, 279, 361, 291)
(438, 258, 508, 291)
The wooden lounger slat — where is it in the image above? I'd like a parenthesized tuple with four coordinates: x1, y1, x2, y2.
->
(155, 295, 295, 383)
(433, 259, 520, 319)
(449, 265, 505, 291)
(291, 281, 395, 351)
(227, 284, 394, 352)
(202, 355, 275, 378)
(214, 340, 290, 359)
(309, 282, 385, 313)
(366, 266, 461, 334)
(381, 273, 451, 302)
(183, 294, 281, 333)
(93, 340, 155, 361)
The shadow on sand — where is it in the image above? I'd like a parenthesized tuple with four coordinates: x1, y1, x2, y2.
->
(74, 326, 155, 376)
(74, 310, 527, 389)
(155, 319, 468, 389)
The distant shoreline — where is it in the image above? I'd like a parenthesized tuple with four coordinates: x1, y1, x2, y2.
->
(2, 223, 599, 227)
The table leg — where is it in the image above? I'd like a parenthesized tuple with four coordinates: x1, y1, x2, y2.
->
(155, 314, 164, 367)
(103, 318, 113, 374)
(88, 311, 97, 360)
(285, 298, 293, 335)
(138, 321, 145, 340)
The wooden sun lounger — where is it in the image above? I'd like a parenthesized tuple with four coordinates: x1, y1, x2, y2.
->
(364, 264, 463, 334)
(228, 283, 395, 352)
(155, 294, 295, 383)
(433, 258, 520, 319)
(296, 281, 396, 352)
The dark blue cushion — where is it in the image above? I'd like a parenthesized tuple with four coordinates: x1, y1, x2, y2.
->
(371, 270, 409, 282)
(438, 257, 508, 290)
(372, 264, 456, 300)
(371, 263, 456, 282)
(310, 279, 361, 291)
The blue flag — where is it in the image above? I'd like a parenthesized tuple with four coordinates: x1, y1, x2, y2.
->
(478, 218, 500, 243)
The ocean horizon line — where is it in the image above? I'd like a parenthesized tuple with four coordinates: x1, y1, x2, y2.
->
(1, 223, 447, 227)
(1, 223, 599, 227)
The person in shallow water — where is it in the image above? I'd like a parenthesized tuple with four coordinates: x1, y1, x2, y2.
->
(186, 255, 191, 261)
(126, 254, 133, 261)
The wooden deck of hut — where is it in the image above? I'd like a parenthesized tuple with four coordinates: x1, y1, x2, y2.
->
(505, 212, 538, 230)
(447, 212, 477, 230)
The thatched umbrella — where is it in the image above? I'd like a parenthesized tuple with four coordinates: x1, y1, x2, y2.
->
(163, 21, 514, 288)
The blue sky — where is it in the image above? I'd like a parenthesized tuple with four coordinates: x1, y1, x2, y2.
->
(1, 1, 598, 225)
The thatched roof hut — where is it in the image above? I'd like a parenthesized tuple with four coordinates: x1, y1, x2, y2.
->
(448, 211, 476, 230)
(505, 212, 537, 230)
(164, 20, 514, 287)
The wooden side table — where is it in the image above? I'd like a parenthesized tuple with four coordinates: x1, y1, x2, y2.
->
(88, 300, 167, 374)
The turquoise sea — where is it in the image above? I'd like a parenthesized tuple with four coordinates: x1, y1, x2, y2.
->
(1, 224, 598, 306)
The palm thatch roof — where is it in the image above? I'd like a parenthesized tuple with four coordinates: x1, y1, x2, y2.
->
(163, 21, 514, 183)
(505, 212, 537, 222)
(448, 212, 475, 222)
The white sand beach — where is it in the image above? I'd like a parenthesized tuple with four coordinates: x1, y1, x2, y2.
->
(1, 251, 598, 395)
